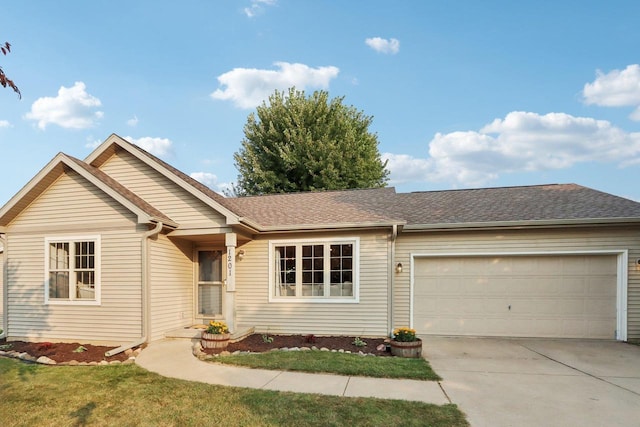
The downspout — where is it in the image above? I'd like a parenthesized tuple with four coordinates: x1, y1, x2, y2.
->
(0, 233, 7, 339)
(106, 221, 162, 357)
(141, 221, 163, 343)
(388, 224, 398, 337)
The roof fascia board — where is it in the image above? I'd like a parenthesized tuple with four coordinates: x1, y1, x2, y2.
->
(402, 217, 640, 232)
(85, 135, 240, 224)
(247, 221, 405, 234)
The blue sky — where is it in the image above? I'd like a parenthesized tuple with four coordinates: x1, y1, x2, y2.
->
(1, 1, 640, 205)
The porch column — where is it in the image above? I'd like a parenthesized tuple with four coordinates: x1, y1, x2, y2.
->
(224, 233, 237, 332)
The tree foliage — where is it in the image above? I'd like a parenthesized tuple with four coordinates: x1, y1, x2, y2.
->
(1, 41, 20, 98)
(232, 88, 389, 196)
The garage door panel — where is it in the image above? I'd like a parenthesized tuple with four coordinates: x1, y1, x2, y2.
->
(413, 255, 617, 339)
(588, 256, 617, 274)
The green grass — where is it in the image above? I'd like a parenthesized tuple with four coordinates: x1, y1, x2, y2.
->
(0, 358, 467, 427)
(211, 350, 441, 380)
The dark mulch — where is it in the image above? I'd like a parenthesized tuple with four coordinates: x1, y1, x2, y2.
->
(1, 334, 392, 363)
(203, 334, 393, 356)
(0, 338, 131, 363)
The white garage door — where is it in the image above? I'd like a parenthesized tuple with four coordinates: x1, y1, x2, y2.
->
(413, 255, 618, 339)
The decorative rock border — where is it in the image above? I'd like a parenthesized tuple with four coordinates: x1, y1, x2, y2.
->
(0, 347, 141, 366)
(192, 341, 379, 361)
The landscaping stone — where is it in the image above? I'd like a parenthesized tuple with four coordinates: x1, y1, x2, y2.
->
(36, 356, 57, 365)
(219, 351, 231, 357)
(124, 349, 133, 356)
(69, 360, 79, 366)
(110, 360, 121, 365)
(99, 361, 109, 366)
(320, 347, 329, 352)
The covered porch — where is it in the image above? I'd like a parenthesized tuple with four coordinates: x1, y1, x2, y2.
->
(164, 228, 253, 335)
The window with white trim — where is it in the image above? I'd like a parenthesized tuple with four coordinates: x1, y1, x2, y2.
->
(45, 236, 100, 304)
(271, 238, 358, 301)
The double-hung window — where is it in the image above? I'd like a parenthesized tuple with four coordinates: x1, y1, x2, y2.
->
(45, 236, 100, 305)
(270, 238, 359, 302)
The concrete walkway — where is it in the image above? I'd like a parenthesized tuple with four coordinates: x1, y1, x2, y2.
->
(135, 339, 449, 404)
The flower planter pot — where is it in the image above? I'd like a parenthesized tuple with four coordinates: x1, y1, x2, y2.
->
(389, 339, 422, 358)
(201, 332, 231, 349)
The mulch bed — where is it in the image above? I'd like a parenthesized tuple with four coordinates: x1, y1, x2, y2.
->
(0, 338, 131, 363)
(1, 334, 393, 363)
(202, 334, 393, 357)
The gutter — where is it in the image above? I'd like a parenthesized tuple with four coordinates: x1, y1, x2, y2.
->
(0, 233, 6, 339)
(388, 224, 398, 337)
(403, 217, 640, 232)
(239, 219, 407, 234)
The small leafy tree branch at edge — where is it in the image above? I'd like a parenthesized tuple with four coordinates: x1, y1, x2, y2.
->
(1, 41, 21, 98)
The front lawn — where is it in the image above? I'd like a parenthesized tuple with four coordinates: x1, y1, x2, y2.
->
(0, 358, 467, 427)
(211, 350, 441, 380)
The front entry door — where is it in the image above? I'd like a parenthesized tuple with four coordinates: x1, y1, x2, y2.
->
(197, 250, 223, 317)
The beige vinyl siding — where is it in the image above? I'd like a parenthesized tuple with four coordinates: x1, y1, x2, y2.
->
(5, 171, 145, 344)
(149, 233, 193, 341)
(235, 231, 390, 336)
(99, 150, 227, 227)
(0, 251, 3, 332)
(393, 226, 640, 340)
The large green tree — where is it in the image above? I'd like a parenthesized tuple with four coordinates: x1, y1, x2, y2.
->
(231, 88, 389, 196)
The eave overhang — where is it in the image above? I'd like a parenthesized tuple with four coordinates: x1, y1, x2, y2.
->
(402, 217, 640, 232)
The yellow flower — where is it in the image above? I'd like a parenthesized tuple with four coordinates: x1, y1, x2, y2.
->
(205, 320, 229, 334)
(393, 326, 417, 342)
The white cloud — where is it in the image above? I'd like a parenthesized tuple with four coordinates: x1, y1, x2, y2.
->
(385, 111, 640, 187)
(127, 115, 139, 127)
(0, 120, 11, 128)
(583, 64, 640, 121)
(211, 62, 340, 109)
(124, 136, 173, 157)
(365, 37, 400, 54)
(190, 171, 231, 195)
(85, 138, 102, 149)
(243, 0, 276, 18)
(190, 172, 218, 188)
(381, 153, 431, 185)
(24, 82, 103, 129)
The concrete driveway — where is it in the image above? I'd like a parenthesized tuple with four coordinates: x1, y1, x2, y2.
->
(422, 337, 640, 427)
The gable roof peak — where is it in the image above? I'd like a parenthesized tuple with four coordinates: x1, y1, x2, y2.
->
(0, 151, 176, 228)
(84, 134, 241, 224)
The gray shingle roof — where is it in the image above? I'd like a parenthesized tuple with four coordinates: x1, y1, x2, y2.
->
(227, 183, 640, 230)
(395, 184, 640, 227)
(227, 187, 404, 229)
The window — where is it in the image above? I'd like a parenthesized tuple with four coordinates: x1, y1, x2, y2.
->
(271, 238, 358, 302)
(197, 250, 223, 316)
(45, 236, 100, 305)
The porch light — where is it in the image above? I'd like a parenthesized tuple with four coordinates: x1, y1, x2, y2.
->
(395, 262, 403, 274)
(237, 249, 246, 260)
